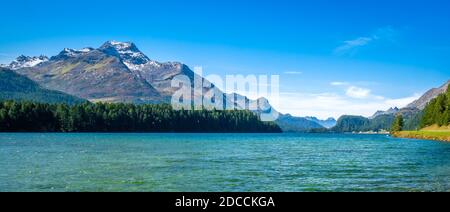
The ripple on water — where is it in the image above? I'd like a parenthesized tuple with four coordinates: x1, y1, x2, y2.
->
(0, 133, 449, 192)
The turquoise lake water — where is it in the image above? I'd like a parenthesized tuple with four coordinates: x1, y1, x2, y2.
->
(0, 133, 449, 192)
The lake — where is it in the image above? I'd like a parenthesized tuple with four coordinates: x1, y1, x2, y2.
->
(0, 133, 449, 192)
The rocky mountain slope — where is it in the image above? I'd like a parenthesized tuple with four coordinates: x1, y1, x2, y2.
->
(13, 43, 165, 104)
(9, 41, 235, 105)
(407, 80, 450, 110)
(0, 68, 85, 104)
(370, 107, 399, 119)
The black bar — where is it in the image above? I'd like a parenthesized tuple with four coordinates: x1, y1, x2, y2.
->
(0, 192, 443, 211)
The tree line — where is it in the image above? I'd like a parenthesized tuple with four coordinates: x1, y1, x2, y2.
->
(0, 101, 281, 133)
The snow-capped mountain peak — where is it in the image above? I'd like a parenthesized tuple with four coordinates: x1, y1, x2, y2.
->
(7, 55, 49, 70)
(49, 47, 94, 61)
(104, 41, 135, 50)
(99, 41, 154, 70)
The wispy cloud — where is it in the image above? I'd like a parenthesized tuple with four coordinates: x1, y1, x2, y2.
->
(334, 37, 374, 54)
(334, 26, 397, 55)
(330, 81, 349, 86)
(284, 71, 303, 75)
(346, 86, 371, 99)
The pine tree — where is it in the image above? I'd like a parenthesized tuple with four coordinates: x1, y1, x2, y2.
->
(391, 115, 404, 133)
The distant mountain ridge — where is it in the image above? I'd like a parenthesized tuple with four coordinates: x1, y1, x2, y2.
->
(4, 55, 49, 70)
(333, 80, 450, 132)
(304, 116, 337, 128)
(370, 107, 399, 119)
(276, 114, 325, 132)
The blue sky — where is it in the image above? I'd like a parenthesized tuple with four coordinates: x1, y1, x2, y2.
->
(1, 0, 449, 118)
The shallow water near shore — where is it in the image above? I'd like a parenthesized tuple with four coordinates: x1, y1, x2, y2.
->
(1, 133, 449, 192)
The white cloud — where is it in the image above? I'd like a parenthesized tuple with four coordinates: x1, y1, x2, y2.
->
(284, 71, 303, 75)
(346, 86, 371, 99)
(331, 81, 349, 86)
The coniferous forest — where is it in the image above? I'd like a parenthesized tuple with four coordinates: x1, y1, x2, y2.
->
(0, 101, 281, 133)
(420, 87, 450, 128)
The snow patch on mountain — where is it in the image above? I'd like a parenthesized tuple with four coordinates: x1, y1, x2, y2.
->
(61, 48, 94, 57)
(7, 55, 49, 70)
(100, 41, 155, 70)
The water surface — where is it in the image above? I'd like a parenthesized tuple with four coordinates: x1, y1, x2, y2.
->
(1, 133, 449, 191)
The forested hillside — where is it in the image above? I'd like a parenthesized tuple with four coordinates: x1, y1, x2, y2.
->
(330, 114, 395, 133)
(0, 68, 85, 105)
(420, 87, 450, 127)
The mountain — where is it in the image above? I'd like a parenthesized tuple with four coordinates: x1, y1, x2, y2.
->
(273, 115, 335, 132)
(0, 68, 85, 104)
(276, 114, 325, 132)
(4, 55, 49, 70)
(333, 80, 450, 132)
(331, 115, 369, 132)
(304, 116, 337, 128)
(331, 114, 395, 133)
(332, 110, 422, 133)
(14, 42, 163, 104)
(2, 41, 355, 132)
(10, 41, 232, 106)
(375, 80, 449, 129)
(8, 41, 283, 111)
(370, 107, 399, 119)
(6, 41, 279, 117)
(407, 80, 450, 110)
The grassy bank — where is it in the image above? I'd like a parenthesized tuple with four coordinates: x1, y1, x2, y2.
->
(393, 125, 450, 142)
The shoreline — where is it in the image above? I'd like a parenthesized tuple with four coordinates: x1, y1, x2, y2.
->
(393, 131, 450, 142)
